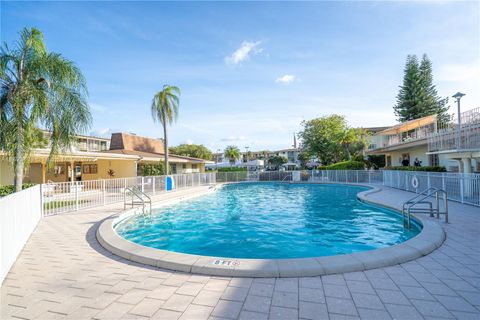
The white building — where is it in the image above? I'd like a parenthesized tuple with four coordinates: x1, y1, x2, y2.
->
(366, 110, 480, 173)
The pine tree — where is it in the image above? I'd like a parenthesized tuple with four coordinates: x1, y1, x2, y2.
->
(394, 55, 422, 122)
(394, 54, 450, 123)
(418, 54, 450, 124)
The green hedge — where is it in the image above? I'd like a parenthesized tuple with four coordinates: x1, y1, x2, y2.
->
(384, 166, 446, 172)
(317, 160, 365, 170)
(0, 183, 36, 197)
(217, 167, 247, 172)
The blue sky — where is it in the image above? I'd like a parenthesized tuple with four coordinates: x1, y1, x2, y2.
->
(2, 1, 479, 151)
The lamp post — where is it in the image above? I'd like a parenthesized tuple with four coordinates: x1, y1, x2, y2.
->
(452, 92, 466, 127)
(452, 92, 465, 149)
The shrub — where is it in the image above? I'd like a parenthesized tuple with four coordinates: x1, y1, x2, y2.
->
(384, 166, 446, 172)
(139, 162, 170, 176)
(0, 183, 36, 197)
(317, 160, 365, 170)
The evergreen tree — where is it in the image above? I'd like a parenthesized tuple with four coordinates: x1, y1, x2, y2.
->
(394, 54, 450, 123)
(418, 54, 450, 123)
(394, 55, 422, 122)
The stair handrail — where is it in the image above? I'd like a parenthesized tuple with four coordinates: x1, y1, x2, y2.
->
(124, 186, 152, 214)
(402, 187, 448, 228)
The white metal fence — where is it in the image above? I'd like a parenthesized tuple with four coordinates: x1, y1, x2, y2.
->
(40, 170, 479, 216)
(1, 185, 42, 284)
(42, 173, 216, 216)
(217, 170, 480, 206)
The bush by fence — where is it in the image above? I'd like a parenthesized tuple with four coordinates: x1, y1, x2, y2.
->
(0, 183, 36, 197)
(318, 160, 365, 170)
(384, 166, 446, 172)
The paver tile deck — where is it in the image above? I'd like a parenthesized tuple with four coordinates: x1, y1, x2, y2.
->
(1, 186, 479, 319)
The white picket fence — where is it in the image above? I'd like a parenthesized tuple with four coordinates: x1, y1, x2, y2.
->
(42, 173, 217, 216)
(39, 170, 480, 216)
(1, 185, 42, 284)
(217, 170, 480, 206)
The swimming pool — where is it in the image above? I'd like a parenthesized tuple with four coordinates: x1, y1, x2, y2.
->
(115, 183, 421, 259)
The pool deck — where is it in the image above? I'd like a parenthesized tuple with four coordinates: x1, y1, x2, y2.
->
(2, 185, 480, 319)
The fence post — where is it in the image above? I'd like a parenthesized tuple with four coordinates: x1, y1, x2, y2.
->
(102, 179, 106, 206)
(152, 177, 156, 195)
(40, 184, 44, 217)
(460, 174, 464, 203)
(75, 181, 79, 211)
(356, 170, 359, 183)
(141, 176, 145, 193)
(427, 172, 431, 190)
(442, 173, 445, 191)
(368, 170, 371, 184)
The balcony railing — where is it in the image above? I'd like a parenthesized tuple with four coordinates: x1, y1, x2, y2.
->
(428, 122, 480, 152)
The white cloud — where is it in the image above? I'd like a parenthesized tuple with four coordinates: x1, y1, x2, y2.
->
(225, 41, 262, 65)
(220, 135, 246, 142)
(275, 74, 296, 84)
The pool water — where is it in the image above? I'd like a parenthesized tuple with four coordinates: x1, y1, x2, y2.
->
(116, 183, 421, 259)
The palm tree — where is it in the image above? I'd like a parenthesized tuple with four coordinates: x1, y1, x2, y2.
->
(151, 85, 180, 175)
(1, 28, 91, 192)
(224, 146, 240, 166)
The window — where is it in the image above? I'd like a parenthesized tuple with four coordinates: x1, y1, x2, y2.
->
(429, 154, 439, 167)
(171, 164, 177, 174)
(82, 164, 98, 174)
(77, 139, 88, 151)
(49, 164, 65, 175)
(192, 164, 198, 169)
(182, 164, 187, 169)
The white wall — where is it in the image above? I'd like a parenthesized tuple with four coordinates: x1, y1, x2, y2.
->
(0, 185, 42, 284)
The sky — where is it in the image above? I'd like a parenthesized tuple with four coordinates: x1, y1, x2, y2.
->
(1, 1, 479, 152)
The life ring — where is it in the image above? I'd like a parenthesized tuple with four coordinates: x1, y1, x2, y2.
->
(411, 175, 419, 189)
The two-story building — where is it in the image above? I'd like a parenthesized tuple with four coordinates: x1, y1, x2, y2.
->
(427, 107, 480, 173)
(0, 131, 212, 185)
(366, 115, 442, 167)
(366, 110, 480, 173)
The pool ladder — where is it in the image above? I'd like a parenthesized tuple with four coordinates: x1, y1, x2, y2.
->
(402, 187, 448, 228)
(124, 186, 152, 214)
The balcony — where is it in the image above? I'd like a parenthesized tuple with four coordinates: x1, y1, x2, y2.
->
(428, 122, 480, 153)
(428, 107, 480, 153)
(368, 122, 436, 151)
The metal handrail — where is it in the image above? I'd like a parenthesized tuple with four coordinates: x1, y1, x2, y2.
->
(124, 186, 152, 214)
(402, 187, 448, 228)
(281, 174, 292, 182)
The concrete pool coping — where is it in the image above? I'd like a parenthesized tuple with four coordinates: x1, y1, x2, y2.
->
(96, 183, 446, 277)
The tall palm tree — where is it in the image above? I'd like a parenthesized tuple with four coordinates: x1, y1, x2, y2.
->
(1, 28, 91, 192)
(224, 145, 240, 166)
(151, 85, 180, 175)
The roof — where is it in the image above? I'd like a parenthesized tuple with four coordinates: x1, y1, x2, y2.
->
(42, 130, 111, 142)
(1, 148, 139, 163)
(110, 132, 165, 153)
(275, 148, 300, 152)
(362, 126, 390, 134)
(103, 149, 213, 163)
(378, 115, 437, 135)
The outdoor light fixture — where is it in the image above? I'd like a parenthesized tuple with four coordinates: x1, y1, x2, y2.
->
(452, 92, 466, 127)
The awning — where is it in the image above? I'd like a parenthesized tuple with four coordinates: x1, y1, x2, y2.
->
(378, 115, 437, 135)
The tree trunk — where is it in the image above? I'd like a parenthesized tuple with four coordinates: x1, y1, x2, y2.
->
(163, 121, 169, 175)
(14, 126, 25, 192)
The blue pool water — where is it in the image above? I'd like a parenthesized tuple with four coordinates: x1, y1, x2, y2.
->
(116, 183, 421, 259)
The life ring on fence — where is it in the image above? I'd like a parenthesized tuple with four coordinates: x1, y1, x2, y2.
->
(411, 175, 419, 189)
